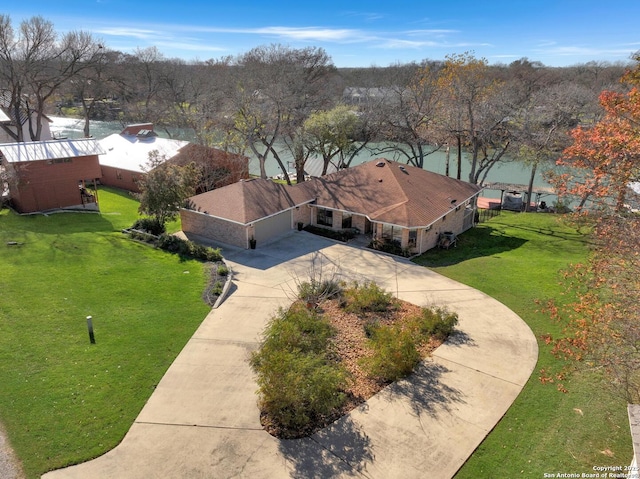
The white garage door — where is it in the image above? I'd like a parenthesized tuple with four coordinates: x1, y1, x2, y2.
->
(254, 210, 292, 243)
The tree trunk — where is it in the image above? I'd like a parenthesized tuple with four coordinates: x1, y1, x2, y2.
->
(525, 162, 537, 212)
(269, 147, 292, 185)
(456, 135, 462, 180)
(445, 145, 450, 177)
(249, 143, 267, 179)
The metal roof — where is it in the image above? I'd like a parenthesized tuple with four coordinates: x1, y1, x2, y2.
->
(98, 133, 188, 173)
(0, 138, 106, 163)
(0, 109, 11, 123)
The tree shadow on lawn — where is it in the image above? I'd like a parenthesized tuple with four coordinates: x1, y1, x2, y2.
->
(499, 221, 596, 248)
(1, 208, 116, 235)
(415, 226, 527, 267)
(279, 416, 373, 479)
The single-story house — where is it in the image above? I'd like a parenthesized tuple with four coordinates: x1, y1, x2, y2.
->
(98, 125, 249, 193)
(0, 138, 104, 213)
(182, 177, 314, 248)
(181, 159, 482, 253)
(98, 125, 189, 193)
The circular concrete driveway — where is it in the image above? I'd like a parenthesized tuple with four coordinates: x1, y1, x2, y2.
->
(43, 231, 538, 479)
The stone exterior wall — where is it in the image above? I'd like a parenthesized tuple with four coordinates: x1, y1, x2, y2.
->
(298, 202, 476, 255)
(414, 205, 472, 254)
(292, 204, 312, 227)
(369, 205, 474, 255)
(352, 215, 367, 233)
(434, 205, 467, 237)
(180, 209, 248, 248)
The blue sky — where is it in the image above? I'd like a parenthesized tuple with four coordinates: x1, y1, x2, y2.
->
(5, 0, 640, 67)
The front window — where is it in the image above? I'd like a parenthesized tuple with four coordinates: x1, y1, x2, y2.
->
(317, 208, 333, 227)
(381, 224, 402, 244)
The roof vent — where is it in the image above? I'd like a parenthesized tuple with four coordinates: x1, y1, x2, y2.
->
(376, 161, 385, 167)
(399, 165, 408, 174)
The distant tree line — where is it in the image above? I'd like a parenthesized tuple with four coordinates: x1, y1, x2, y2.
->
(0, 14, 635, 189)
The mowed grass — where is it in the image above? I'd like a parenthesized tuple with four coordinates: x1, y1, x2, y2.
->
(414, 212, 633, 477)
(0, 188, 210, 478)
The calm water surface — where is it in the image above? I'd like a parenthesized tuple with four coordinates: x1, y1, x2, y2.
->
(50, 117, 557, 201)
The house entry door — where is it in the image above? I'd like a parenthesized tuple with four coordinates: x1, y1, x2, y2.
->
(364, 218, 372, 234)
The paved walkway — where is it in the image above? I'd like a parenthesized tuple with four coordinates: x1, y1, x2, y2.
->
(43, 232, 538, 479)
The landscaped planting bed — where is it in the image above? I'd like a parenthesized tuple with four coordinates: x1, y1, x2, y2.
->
(251, 280, 457, 438)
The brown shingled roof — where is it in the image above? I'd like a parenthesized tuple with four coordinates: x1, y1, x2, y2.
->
(305, 159, 482, 228)
(186, 178, 313, 224)
(185, 159, 482, 228)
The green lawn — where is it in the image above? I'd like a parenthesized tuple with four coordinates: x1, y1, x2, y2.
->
(414, 212, 633, 477)
(1, 197, 632, 478)
(0, 188, 210, 478)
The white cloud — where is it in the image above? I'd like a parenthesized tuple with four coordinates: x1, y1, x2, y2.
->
(95, 27, 160, 40)
(253, 26, 361, 42)
(379, 39, 439, 49)
(154, 41, 226, 53)
(405, 29, 458, 37)
(534, 44, 634, 58)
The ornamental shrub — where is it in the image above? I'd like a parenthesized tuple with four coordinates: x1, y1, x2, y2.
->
(258, 303, 334, 355)
(409, 307, 459, 341)
(251, 349, 347, 433)
(297, 279, 342, 305)
(342, 281, 396, 314)
(250, 304, 349, 435)
(156, 234, 222, 262)
(360, 323, 420, 382)
(131, 217, 165, 236)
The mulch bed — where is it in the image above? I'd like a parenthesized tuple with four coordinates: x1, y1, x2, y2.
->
(260, 298, 443, 438)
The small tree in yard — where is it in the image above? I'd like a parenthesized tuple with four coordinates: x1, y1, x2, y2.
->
(543, 55, 640, 402)
(137, 151, 199, 227)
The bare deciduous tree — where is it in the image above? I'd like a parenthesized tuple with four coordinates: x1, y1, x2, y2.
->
(227, 44, 335, 183)
(370, 63, 444, 168)
(0, 15, 103, 141)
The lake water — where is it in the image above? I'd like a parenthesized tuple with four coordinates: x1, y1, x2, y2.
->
(50, 117, 557, 202)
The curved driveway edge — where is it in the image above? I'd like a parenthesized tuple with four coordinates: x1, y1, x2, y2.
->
(43, 231, 538, 479)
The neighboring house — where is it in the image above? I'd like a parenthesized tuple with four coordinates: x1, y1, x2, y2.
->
(98, 125, 249, 193)
(342, 87, 400, 106)
(0, 138, 104, 213)
(182, 159, 482, 253)
(0, 92, 52, 143)
(98, 125, 189, 193)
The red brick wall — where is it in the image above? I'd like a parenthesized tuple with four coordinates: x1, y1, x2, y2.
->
(8, 156, 102, 213)
(100, 165, 142, 193)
